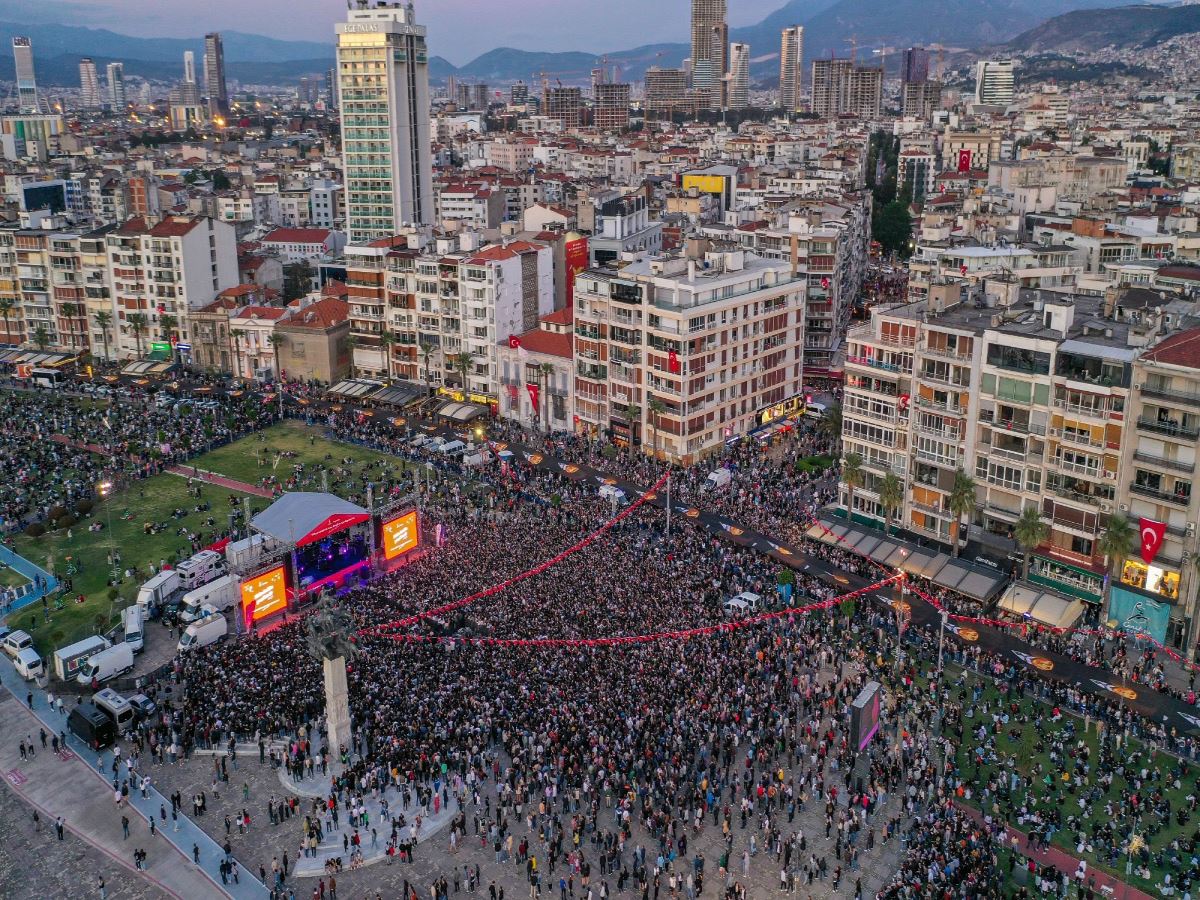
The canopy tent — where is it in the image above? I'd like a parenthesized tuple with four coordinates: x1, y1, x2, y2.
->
(251, 492, 370, 548)
(329, 379, 384, 398)
(997, 583, 1086, 630)
(372, 382, 425, 408)
(120, 360, 174, 376)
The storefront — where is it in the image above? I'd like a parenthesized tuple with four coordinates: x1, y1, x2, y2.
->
(756, 393, 806, 426)
(1028, 551, 1104, 604)
(1119, 557, 1180, 601)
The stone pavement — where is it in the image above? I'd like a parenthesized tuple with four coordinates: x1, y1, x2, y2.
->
(0, 656, 268, 899)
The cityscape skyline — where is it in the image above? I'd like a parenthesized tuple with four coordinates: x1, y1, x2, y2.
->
(7, 0, 787, 63)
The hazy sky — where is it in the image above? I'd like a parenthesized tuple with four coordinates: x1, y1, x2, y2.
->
(21, 0, 787, 63)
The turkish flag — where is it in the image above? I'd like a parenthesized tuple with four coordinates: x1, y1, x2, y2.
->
(957, 149, 972, 173)
(508, 335, 521, 349)
(668, 350, 680, 374)
(820, 276, 830, 290)
(526, 383, 539, 412)
(1140, 517, 1167, 564)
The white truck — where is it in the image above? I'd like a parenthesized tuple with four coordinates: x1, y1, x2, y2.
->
(178, 574, 239, 624)
(136, 569, 182, 614)
(178, 613, 228, 651)
(52, 635, 111, 681)
(76, 642, 134, 686)
(175, 550, 227, 592)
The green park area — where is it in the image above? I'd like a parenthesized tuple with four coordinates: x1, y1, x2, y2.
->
(5, 420, 407, 653)
(0, 563, 30, 591)
(951, 669, 1190, 894)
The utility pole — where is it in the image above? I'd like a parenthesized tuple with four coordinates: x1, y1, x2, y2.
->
(937, 608, 948, 676)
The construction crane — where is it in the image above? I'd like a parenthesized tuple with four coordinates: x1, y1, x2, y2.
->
(927, 44, 948, 82)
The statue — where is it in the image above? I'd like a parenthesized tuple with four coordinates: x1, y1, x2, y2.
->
(304, 594, 358, 766)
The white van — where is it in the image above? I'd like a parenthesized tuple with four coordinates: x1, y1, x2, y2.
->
(2, 630, 33, 659)
(76, 642, 134, 686)
(92, 687, 136, 733)
(175, 550, 227, 592)
(705, 469, 733, 491)
(14, 647, 44, 680)
(122, 605, 145, 654)
(803, 401, 829, 420)
(178, 613, 228, 651)
(438, 439, 466, 456)
(722, 592, 763, 617)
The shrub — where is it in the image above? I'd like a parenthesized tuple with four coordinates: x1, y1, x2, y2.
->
(47, 505, 67, 522)
(24, 522, 45, 538)
(74, 499, 94, 515)
(56, 514, 79, 529)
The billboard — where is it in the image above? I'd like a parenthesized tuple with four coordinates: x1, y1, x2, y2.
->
(565, 235, 589, 306)
(1109, 586, 1170, 646)
(382, 511, 419, 561)
(851, 681, 882, 751)
(240, 565, 288, 622)
(682, 174, 728, 195)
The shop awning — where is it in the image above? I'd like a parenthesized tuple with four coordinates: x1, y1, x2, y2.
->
(251, 492, 370, 548)
(997, 583, 1086, 630)
(329, 379, 385, 398)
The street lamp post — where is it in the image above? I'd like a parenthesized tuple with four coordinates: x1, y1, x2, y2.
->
(98, 480, 118, 586)
(937, 608, 948, 676)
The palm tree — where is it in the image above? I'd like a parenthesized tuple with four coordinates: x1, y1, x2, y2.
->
(267, 333, 286, 382)
(947, 469, 978, 558)
(158, 312, 177, 341)
(450, 351, 475, 391)
(229, 328, 245, 380)
(419, 339, 436, 390)
(378, 331, 395, 381)
(1098, 515, 1136, 613)
(878, 471, 903, 536)
(819, 402, 843, 454)
(647, 396, 666, 461)
(31, 324, 49, 351)
(0, 297, 15, 345)
(842, 452, 865, 522)
(624, 403, 641, 455)
(126, 312, 148, 358)
(1014, 506, 1049, 581)
(93, 310, 112, 362)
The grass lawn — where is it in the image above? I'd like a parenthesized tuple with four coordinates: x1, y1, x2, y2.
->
(0, 564, 29, 591)
(795, 454, 834, 474)
(950, 669, 1189, 893)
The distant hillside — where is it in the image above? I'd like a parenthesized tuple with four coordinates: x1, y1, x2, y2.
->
(1001, 3, 1200, 53)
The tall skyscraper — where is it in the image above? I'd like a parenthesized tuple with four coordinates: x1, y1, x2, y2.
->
(204, 33, 229, 116)
(336, 0, 433, 241)
(594, 82, 631, 130)
(901, 47, 930, 85)
(690, 0, 726, 109)
(183, 50, 197, 85)
(644, 67, 692, 121)
(107, 62, 126, 110)
(727, 43, 749, 110)
(12, 37, 41, 113)
(779, 26, 804, 111)
(79, 57, 101, 108)
(811, 58, 881, 119)
(974, 59, 1015, 106)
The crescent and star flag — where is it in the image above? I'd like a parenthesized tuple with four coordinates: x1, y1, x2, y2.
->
(958, 149, 972, 173)
(508, 335, 520, 349)
(526, 383, 539, 411)
(1140, 517, 1167, 564)
(668, 350, 681, 374)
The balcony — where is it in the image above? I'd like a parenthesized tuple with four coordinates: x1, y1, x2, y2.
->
(1136, 418, 1200, 440)
(1141, 384, 1200, 409)
(984, 445, 1028, 463)
(915, 449, 957, 469)
(1130, 483, 1193, 507)
(845, 355, 911, 376)
(919, 369, 971, 390)
(984, 501, 1022, 521)
(1050, 427, 1106, 451)
(1132, 450, 1195, 474)
(1052, 485, 1105, 508)
(1046, 456, 1103, 479)
(916, 396, 966, 415)
(1053, 399, 1110, 421)
(920, 343, 973, 363)
(980, 411, 1046, 436)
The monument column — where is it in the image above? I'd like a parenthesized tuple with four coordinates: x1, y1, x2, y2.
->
(323, 655, 353, 758)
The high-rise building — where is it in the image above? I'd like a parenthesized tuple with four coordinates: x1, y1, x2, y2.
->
(900, 47, 930, 85)
(511, 81, 529, 105)
(326, 68, 338, 109)
(79, 57, 101, 109)
(726, 43, 749, 110)
(975, 59, 1015, 107)
(204, 33, 229, 117)
(471, 83, 490, 110)
(779, 27, 804, 112)
(183, 50, 197, 85)
(546, 86, 583, 128)
(690, 0, 727, 109)
(810, 58, 881, 119)
(106, 62, 126, 111)
(12, 37, 41, 114)
(593, 82, 631, 131)
(644, 67, 692, 121)
(336, 0, 434, 242)
(902, 80, 942, 119)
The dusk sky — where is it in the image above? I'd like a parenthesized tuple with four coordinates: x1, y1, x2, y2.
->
(18, 0, 787, 63)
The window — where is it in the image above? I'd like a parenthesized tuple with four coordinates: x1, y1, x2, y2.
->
(987, 344, 1050, 375)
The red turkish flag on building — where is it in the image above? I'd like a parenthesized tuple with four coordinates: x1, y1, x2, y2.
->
(508, 335, 521, 349)
(1139, 517, 1167, 564)
(957, 149, 972, 173)
(526, 383, 539, 412)
(668, 350, 681, 374)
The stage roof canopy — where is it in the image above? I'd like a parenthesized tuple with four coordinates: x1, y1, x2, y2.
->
(251, 492, 369, 548)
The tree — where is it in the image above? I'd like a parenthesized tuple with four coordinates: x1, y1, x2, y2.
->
(419, 339, 437, 391)
(948, 469, 978, 558)
(874, 199, 914, 258)
(126, 312, 148, 358)
(879, 471, 904, 536)
(378, 331, 395, 381)
(450, 351, 475, 391)
(0, 297, 15, 344)
(647, 396, 666, 460)
(1014, 506, 1049, 581)
(158, 312, 177, 341)
(31, 324, 49, 351)
(93, 310, 112, 362)
(267, 333, 286, 382)
(282, 261, 313, 302)
(842, 452, 865, 522)
(624, 403, 641, 455)
(818, 403, 843, 454)
(1098, 515, 1136, 612)
(210, 169, 231, 191)
(230, 328, 245, 380)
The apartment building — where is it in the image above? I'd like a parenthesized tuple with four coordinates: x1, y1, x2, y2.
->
(496, 307, 574, 432)
(573, 244, 807, 463)
(1115, 328, 1200, 651)
(842, 284, 1168, 611)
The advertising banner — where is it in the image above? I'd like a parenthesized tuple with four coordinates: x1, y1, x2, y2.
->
(241, 565, 288, 622)
(382, 511, 419, 561)
(1109, 586, 1170, 646)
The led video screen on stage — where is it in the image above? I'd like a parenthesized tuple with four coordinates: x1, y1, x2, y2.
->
(382, 511, 419, 561)
(851, 681, 882, 751)
(241, 565, 288, 621)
